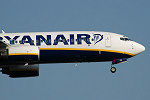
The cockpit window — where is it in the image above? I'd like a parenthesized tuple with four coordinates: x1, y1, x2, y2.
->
(120, 37, 131, 41)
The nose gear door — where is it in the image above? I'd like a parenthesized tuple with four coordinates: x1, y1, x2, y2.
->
(105, 34, 111, 47)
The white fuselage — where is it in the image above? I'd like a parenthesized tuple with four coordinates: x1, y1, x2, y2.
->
(0, 31, 145, 78)
(0, 31, 145, 64)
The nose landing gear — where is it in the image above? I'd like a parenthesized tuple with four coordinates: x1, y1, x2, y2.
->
(110, 64, 116, 73)
(110, 58, 127, 73)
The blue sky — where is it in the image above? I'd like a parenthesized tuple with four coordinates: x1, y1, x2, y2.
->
(0, 0, 150, 100)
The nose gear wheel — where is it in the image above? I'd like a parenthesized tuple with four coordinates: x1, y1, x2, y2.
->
(110, 64, 116, 73)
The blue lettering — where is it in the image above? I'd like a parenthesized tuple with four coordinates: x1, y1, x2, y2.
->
(70, 34, 74, 45)
(0, 33, 96, 46)
(77, 34, 91, 44)
(4, 36, 20, 44)
(36, 35, 51, 46)
(93, 34, 103, 45)
(21, 36, 34, 45)
(53, 35, 68, 45)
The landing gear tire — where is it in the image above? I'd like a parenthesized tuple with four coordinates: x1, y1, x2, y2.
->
(111, 67, 116, 73)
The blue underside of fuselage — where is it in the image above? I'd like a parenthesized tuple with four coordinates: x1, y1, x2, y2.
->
(6, 50, 133, 65)
(39, 50, 132, 63)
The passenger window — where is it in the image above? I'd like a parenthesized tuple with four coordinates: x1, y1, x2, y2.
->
(71, 39, 74, 42)
(32, 40, 34, 43)
(63, 39, 65, 42)
(10, 40, 13, 44)
(36, 40, 39, 43)
(87, 38, 90, 42)
(79, 39, 81, 42)
(23, 40, 25, 43)
(67, 39, 69, 42)
(58, 39, 61, 42)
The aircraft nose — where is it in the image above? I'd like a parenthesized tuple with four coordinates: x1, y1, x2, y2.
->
(134, 42, 145, 55)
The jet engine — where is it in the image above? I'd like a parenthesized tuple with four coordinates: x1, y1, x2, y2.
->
(1, 64, 39, 78)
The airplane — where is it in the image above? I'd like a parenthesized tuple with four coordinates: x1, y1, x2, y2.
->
(0, 30, 145, 78)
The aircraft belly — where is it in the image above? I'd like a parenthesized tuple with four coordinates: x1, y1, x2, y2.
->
(39, 50, 132, 63)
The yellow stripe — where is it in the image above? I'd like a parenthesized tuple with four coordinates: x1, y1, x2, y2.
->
(9, 53, 38, 56)
(40, 48, 135, 56)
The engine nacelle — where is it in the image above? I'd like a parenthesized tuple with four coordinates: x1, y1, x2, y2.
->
(112, 58, 127, 64)
(8, 45, 40, 63)
(0, 48, 8, 61)
(1, 64, 39, 78)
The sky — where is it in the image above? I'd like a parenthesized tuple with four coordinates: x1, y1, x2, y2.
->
(0, 0, 150, 100)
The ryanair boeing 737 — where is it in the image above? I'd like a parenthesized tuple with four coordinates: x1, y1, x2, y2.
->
(0, 31, 145, 78)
